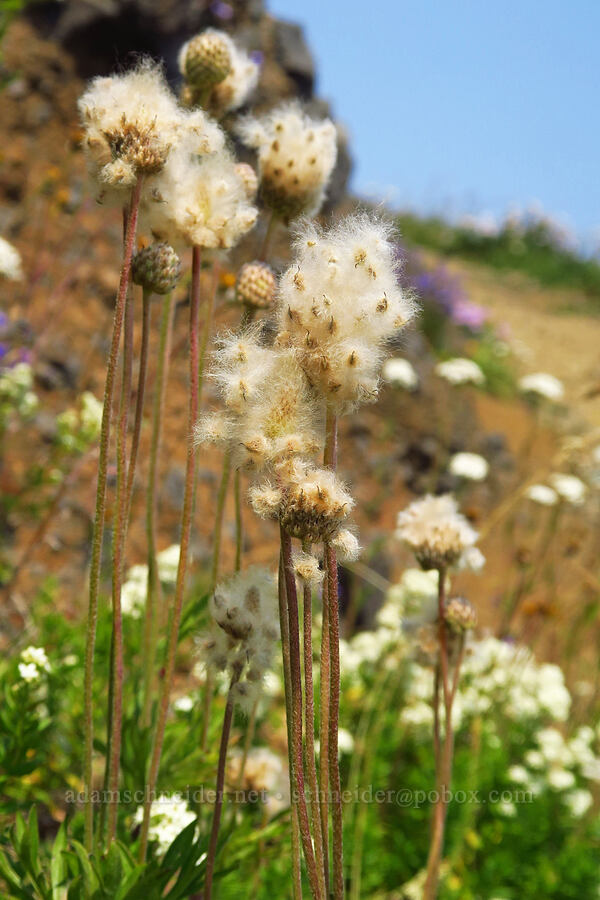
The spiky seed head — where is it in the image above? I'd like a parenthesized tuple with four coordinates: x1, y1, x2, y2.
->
(236, 261, 277, 310)
(445, 597, 477, 632)
(182, 31, 232, 88)
(132, 242, 181, 295)
(235, 162, 259, 200)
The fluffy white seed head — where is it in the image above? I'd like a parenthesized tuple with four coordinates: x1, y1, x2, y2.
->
(200, 567, 280, 711)
(237, 101, 337, 220)
(78, 60, 222, 191)
(292, 549, 324, 588)
(276, 215, 416, 411)
(194, 411, 233, 446)
(235, 162, 259, 200)
(331, 528, 361, 562)
(396, 494, 478, 570)
(143, 140, 258, 249)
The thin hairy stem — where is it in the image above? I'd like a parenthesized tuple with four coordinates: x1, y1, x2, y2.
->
(198, 257, 219, 399)
(325, 541, 343, 900)
(281, 526, 322, 900)
(235, 698, 258, 793)
(139, 245, 202, 862)
(234, 468, 243, 572)
(301, 548, 327, 898)
(83, 175, 142, 853)
(203, 668, 240, 900)
(319, 537, 331, 890)
(106, 283, 134, 846)
(125, 287, 152, 518)
(210, 447, 232, 590)
(423, 567, 459, 900)
(324, 407, 343, 898)
(141, 292, 174, 727)
(278, 550, 303, 900)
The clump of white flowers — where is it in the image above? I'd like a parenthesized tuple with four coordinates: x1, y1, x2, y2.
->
(0, 236, 23, 281)
(133, 795, 196, 855)
(0, 362, 38, 421)
(56, 391, 102, 453)
(78, 60, 220, 191)
(227, 746, 290, 817)
(435, 357, 485, 386)
(550, 472, 587, 506)
(524, 483, 559, 507)
(382, 357, 419, 390)
(396, 494, 478, 570)
(519, 372, 565, 402)
(448, 451, 489, 481)
(120, 546, 181, 618)
(199, 567, 280, 712)
(238, 101, 337, 220)
(18, 646, 51, 683)
(276, 215, 416, 411)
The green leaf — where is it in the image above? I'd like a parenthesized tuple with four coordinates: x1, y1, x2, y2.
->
(68, 841, 99, 895)
(26, 807, 40, 878)
(50, 824, 67, 899)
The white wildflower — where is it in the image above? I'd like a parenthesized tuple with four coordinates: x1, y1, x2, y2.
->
(21, 646, 50, 672)
(448, 451, 489, 481)
(396, 494, 478, 569)
(382, 358, 418, 390)
(174, 695, 194, 713)
(547, 768, 576, 791)
(133, 795, 196, 854)
(564, 789, 593, 818)
(18, 662, 41, 683)
(550, 473, 587, 506)
(435, 358, 484, 386)
(0, 236, 23, 280)
(519, 373, 564, 402)
(524, 484, 559, 507)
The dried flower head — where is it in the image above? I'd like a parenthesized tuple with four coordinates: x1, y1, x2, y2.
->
(237, 101, 337, 220)
(444, 597, 477, 632)
(132, 242, 181, 295)
(236, 261, 276, 310)
(179, 29, 232, 88)
(143, 141, 258, 249)
(78, 60, 220, 190)
(199, 567, 280, 712)
(250, 459, 354, 544)
(396, 494, 478, 570)
(276, 214, 416, 411)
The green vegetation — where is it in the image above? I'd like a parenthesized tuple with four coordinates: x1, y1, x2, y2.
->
(397, 211, 600, 298)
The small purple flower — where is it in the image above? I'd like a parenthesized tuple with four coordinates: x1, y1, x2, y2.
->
(451, 300, 488, 331)
(250, 50, 264, 66)
(210, 1, 234, 20)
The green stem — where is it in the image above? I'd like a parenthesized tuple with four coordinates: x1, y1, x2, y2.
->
(138, 245, 202, 862)
(83, 175, 142, 853)
(141, 292, 174, 728)
(281, 526, 323, 900)
(203, 668, 240, 900)
(106, 282, 135, 846)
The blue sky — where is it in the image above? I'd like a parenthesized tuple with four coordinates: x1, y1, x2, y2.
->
(267, 0, 599, 246)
